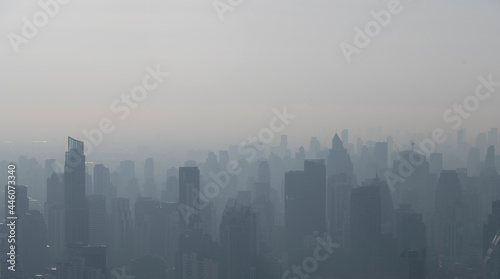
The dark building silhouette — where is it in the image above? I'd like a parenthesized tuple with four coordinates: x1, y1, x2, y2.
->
(327, 173, 353, 245)
(255, 160, 271, 201)
(327, 133, 354, 178)
(432, 170, 467, 262)
(179, 166, 200, 229)
(399, 249, 426, 279)
(93, 164, 110, 199)
(220, 199, 258, 279)
(285, 160, 326, 252)
(64, 137, 87, 251)
(144, 158, 157, 198)
(350, 184, 382, 262)
(395, 204, 426, 255)
(110, 198, 133, 267)
(86, 195, 106, 246)
(18, 209, 47, 277)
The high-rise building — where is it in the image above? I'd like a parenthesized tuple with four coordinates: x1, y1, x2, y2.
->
(93, 164, 110, 197)
(220, 199, 258, 279)
(44, 158, 58, 179)
(485, 145, 496, 174)
(433, 170, 466, 260)
(285, 160, 326, 251)
(488, 128, 499, 148)
(327, 173, 353, 245)
(350, 184, 381, 261)
(64, 137, 87, 250)
(110, 198, 133, 267)
(255, 161, 271, 201)
(18, 210, 47, 277)
(120, 160, 135, 198)
(341, 129, 349, 147)
(398, 249, 426, 279)
(476, 132, 488, 154)
(327, 134, 354, 178)
(86, 195, 106, 246)
(144, 158, 157, 198)
(373, 142, 389, 175)
(134, 197, 160, 257)
(179, 167, 200, 229)
(182, 253, 219, 279)
(467, 148, 481, 176)
(395, 204, 426, 254)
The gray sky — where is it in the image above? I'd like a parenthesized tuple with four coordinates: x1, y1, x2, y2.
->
(1, 0, 499, 160)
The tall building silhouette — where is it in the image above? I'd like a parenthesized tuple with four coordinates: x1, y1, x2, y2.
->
(144, 158, 157, 198)
(255, 160, 271, 201)
(349, 184, 381, 262)
(327, 133, 354, 178)
(110, 198, 133, 267)
(179, 166, 200, 229)
(93, 164, 110, 197)
(64, 137, 87, 250)
(285, 159, 326, 251)
(86, 195, 106, 246)
(432, 170, 466, 261)
(220, 199, 258, 279)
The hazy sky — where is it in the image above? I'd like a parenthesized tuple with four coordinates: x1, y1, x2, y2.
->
(1, 0, 499, 159)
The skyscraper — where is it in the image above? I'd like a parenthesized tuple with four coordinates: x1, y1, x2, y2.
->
(327, 133, 354, 178)
(86, 195, 106, 246)
(144, 158, 157, 198)
(179, 166, 200, 229)
(64, 137, 87, 249)
(285, 160, 326, 251)
(93, 164, 110, 197)
(220, 199, 258, 279)
(110, 198, 133, 267)
(350, 184, 381, 261)
(488, 128, 499, 148)
(255, 161, 271, 201)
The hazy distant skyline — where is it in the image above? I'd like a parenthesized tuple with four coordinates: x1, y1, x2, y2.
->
(1, 0, 499, 155)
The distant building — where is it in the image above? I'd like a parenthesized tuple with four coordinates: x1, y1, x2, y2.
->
(64, 137, 87, 250)
(220, 199, 257, 279)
